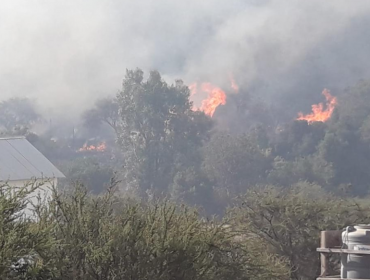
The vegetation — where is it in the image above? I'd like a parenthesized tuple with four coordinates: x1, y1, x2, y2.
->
(3, 181, 370, 279)
(0, 183, 289, 280)
(230, 183, 370, 279)
(116, 69, 212, 200)
(4, 70, 370, 204)
(2, 70, 370, 279)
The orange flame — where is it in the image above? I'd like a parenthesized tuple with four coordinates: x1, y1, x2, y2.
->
(297, 89, 337, 124)
(200, 83, 227, 117)
(78, 142, 107, 152)
(190, 83, 226, 117)
(189, 76, 239, 117)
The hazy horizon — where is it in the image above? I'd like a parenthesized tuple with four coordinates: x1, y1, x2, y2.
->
(1, 0, 370, 120)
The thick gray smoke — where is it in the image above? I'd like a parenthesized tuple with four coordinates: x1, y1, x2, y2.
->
(1, 0, 370, 120)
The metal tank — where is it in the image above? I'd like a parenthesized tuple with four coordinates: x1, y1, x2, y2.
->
(341, 224, 370, 279)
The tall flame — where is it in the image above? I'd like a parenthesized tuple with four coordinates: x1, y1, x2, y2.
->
(190, 83, 226, 117)
(78, 142, 107, 152)
(189, 76, 239, 117)
(297, 89, 337, 123)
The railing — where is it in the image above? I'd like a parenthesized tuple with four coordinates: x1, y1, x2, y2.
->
(317, 230, 370, 280)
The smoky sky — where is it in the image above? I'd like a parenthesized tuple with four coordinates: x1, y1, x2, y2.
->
(1, 0, 370, 120)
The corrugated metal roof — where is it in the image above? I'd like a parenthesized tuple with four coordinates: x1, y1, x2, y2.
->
(0, 137, 65, 181)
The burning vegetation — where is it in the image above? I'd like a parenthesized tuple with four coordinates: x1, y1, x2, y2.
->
(189, 76, 238, 117)
(297, 89, 337, 124)
(189, 79, 338, 126)
(78, 142, 107, 152)
(2, 68, 370, 280)
(190, 83, 227, 117)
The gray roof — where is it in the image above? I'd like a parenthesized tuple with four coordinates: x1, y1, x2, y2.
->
(0, 137, 65, 181)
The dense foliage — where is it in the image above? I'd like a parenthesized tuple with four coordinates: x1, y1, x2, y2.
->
(3, 70, 370, 278)
(230, 182, 370, 279)
(0, 183, 289, 280)
(3, 181, 370, 279)
(116, 69, 213, 200)
(3, 70, 370, 205)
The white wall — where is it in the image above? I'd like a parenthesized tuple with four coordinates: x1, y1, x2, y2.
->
(2, 178, 58, 218)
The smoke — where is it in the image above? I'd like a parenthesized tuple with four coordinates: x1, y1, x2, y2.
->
(1, 0, 370, 121)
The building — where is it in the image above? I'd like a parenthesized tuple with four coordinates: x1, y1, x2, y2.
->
(0, 137, 65, 216)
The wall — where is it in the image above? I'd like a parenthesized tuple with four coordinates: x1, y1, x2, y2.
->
(2, 178, 58, 218)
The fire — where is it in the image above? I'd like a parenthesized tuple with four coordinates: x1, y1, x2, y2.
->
(200, 83, 227, 117)
(78, 142, 107, 152)
(189, 75, 239, 117)
(190, 83, 226, 117)
(297, 89, 337, 124)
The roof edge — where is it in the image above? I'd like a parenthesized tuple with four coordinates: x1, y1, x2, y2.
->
(0, 136, 26, 140)
(0, 176, 63, 182)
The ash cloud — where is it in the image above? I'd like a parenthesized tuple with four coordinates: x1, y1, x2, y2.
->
(0, 0, 370, 121)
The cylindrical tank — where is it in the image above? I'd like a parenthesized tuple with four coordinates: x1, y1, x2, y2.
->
(341, 225, 370, 279)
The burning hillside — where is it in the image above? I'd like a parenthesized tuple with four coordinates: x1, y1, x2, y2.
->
(297, 89, 337, 124)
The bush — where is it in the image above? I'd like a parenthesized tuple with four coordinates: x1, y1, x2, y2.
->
(229, 182, 370, 280)
(0, 181, 54, 279)
(58, 157, 115, 194)
(0, 182, 288, 280)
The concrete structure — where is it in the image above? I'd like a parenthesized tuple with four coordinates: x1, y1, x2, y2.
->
(0, 137, 65, 216)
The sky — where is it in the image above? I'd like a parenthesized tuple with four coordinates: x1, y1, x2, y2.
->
(1, 0, 370, 120)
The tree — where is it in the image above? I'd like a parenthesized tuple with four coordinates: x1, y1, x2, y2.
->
(116, 69, 213, 198)
(0, 181, 289, 279)
(329, 79, 370, 134)
(214, 92, 275, 134)
(230, 183, 370, 280)
(0, 98, 40, 135)
(272, 120, 326, 160)
(316, 80, 370, 195)
(32, 184, 288, 280)
(82, 97, 119, 135)
(267, 155, 334, 188)
(57, 157, 115, 194)
(203, 132, 272, 196)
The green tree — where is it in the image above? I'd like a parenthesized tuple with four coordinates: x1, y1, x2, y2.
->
(31, 184, 288, 280)
(203, 132, 272, 196)
(317, 80, 370, 195)
(272, 120, 326, 160)
(267, 155, 334, 188)
(116, 69, 213, 199)
(230, 183, 370, 280)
